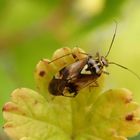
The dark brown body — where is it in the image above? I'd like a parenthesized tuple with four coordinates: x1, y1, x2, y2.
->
(48, 56, 103, 97)
(48, 77, 67, 96)
(48, 58, 88, 96)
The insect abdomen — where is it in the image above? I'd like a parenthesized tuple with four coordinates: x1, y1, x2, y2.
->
(48, 77, 66, 96)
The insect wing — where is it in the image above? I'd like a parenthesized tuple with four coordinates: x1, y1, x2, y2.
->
(70, 74, 98, 91)
(48, 77, 66, 96)
(60, 58, 88, 80)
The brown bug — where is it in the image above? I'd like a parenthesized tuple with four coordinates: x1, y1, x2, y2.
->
(48, 57, 89, 97)
(48, 22, 140, 97)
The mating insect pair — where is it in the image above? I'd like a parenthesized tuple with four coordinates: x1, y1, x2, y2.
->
(48, 24, 140, 97)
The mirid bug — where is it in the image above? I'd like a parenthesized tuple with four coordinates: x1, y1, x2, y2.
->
(48, 58, 88, 97)
(48, 22, 140, 97)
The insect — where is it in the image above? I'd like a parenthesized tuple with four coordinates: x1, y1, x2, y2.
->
(48, 22, 140, 97)
(48, 58, 89, 97)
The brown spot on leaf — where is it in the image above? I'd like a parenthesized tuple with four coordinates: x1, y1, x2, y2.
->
(125, 98, 132, 104)
(39, 71, 45, 77)
(3, 103, 27, 116)
(34, 100, 38, 105)
(125, 114, 134, 121)
(4, 123, 13, 128)
(72, 53, 76, 58)
(2, 103, 17, 112)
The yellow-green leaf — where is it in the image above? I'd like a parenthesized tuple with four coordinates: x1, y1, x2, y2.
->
(3, 88, 140, 140)
(3, 47, 140, 140)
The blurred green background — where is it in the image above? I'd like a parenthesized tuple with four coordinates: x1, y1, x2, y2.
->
(0, 0, 140, 140)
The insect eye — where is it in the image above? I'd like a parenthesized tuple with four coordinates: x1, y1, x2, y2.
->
(101, 57, 108, 67)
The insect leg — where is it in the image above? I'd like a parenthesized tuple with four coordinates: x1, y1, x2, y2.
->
(48, 53, 74, 64)
(62, 91, 78, 97)
(102, 70, 110, 75)
(63, 95, 75, 98)
(89, 81, 99, 92)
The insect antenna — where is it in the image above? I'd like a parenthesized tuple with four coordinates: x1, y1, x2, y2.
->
(109, 62, 140, 80)
(105, 21, 118, 58)
(48, 53, 74, 64)
(79, 52, 89, 56)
